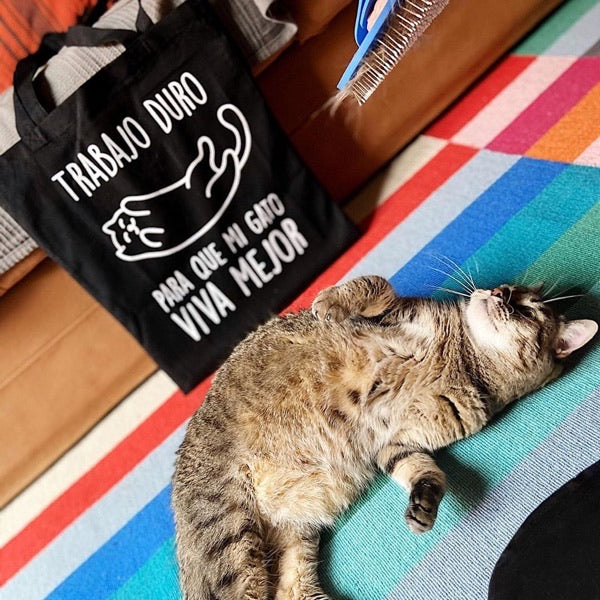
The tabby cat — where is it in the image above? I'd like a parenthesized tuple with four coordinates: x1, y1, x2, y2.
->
(172, 275, 597, 599)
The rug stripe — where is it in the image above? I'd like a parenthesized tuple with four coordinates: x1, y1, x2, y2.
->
(287, 143, 477, 312)
(389, 158, 567, 295)
(542, 1, 600, 57)
(0, 426, 185, 599)
(109, 538, 179, 600)
(346, 136, 448, 223)
(515, 201, 600, 290)
(344, 151, 519, 281)
(488, 57, 600, 154)
(514, 0, 598, 55)
(388, 385, 600, 600)
(452, 56, 576, 148)
(46, 487, 175, 600)
(575, 134, 600, 166)
(437, 164, 600, 294)
(426, 56, 535, 140)
(526, 83, 600, 163)
(0, 372, 175, 547)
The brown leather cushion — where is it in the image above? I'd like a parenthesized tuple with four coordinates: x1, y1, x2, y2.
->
(0, 261, 155, 506)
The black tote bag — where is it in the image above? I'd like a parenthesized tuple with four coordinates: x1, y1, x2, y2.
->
(0, 0, 358, 392)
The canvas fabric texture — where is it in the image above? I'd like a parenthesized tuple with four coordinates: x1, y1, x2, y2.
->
(0, 0, 599, 598)
(0, 0, 297, 275)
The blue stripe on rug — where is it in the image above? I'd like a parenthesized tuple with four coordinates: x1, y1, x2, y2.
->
(345, 150, 519, 281)
(390, 157, 567, 295)
(46, 486, 175, 600)
(434, 163, 600, 295)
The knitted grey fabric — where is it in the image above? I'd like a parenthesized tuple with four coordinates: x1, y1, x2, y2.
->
(0, 0, 296, 275)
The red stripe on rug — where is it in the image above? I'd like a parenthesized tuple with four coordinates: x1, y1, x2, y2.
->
(487, 57, 600, 154)
(426, 55, 536, 140)
(0, 142, 476, 583)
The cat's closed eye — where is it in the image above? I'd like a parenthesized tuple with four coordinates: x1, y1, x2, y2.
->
(516, 306, 537, 319)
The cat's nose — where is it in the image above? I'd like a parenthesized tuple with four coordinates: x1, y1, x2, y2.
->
(491, 287, 507, 301)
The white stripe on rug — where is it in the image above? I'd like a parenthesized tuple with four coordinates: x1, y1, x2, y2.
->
(346, 136, 448, 224)
(575, 134, 600, 166)
(543, 2, 600, 56)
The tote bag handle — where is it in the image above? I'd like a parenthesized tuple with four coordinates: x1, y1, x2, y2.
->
(13, 0, 153, 143)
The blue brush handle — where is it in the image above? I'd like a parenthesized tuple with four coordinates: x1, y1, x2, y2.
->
(339, 0, 397, 89)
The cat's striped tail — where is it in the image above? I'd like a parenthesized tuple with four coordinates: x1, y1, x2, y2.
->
(172, 393, 269, 600)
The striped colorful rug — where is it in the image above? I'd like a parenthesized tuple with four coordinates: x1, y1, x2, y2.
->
(1, 0, 599, 598)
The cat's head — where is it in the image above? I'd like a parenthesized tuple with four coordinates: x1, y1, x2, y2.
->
(464, 284, 597, 395)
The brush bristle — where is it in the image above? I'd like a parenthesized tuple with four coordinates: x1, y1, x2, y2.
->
(339, 0, 450, 105)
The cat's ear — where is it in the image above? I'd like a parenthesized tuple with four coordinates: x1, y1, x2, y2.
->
(554, 319, 598, 358)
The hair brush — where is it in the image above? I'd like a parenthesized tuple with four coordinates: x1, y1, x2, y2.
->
(337, 0, 450, 105)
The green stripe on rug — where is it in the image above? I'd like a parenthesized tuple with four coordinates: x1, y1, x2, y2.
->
(519, 202, 600, 291)
(514, 0, 597, 55)
(438, 163, 600, 294)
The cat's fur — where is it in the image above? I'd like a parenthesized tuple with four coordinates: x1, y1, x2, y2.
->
(172, 275, 597, 600)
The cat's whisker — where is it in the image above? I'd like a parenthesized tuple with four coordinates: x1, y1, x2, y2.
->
(430, 254, 476, 293)
(466, 268, 477, 293)
(435, 253, 477, 289)
(543, 294, 584, 304)
(541, 278, 569, 300)
(427, 284, 471, 299)
(427, 266, 472, 293)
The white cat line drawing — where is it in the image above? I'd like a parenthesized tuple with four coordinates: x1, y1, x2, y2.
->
(102, 104, 251, 262)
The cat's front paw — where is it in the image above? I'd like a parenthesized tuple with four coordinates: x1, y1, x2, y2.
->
(311, 288, 350, 322)
(405, 479, 443, 534)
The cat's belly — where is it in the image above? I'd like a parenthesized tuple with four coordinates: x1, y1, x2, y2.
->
(251, 458, 374, 528)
